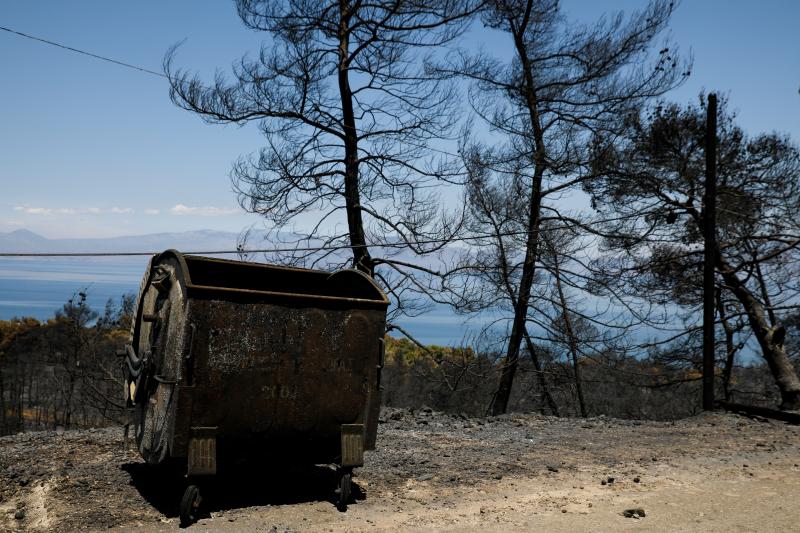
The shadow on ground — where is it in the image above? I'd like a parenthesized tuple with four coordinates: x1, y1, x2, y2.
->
(121, 460, 365, 521)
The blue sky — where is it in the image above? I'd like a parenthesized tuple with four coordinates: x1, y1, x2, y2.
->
(1, 0, 798, 239)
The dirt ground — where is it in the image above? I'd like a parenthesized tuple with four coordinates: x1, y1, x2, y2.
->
(1, 408, 799, 532)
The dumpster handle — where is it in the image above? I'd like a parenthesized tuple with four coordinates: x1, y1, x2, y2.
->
(184, 323, 196, 386)
(124, 344, 143, 368)
(185, 323, 196, 361)
(122, 344, 143, 379)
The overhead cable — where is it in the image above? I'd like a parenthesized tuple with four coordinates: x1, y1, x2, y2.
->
(0, 25, 166, 78)
(0, 230, 538, 257)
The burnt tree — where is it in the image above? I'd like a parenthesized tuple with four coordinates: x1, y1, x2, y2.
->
(439, 0, 688, 414)
(165, 0, 479, 321)
(587, 95, 800, 410)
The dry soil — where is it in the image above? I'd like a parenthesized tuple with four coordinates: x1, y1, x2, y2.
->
(1, 408, 799, 532)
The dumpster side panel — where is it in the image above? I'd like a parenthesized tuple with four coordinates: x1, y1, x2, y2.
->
(182, 298, 384, 460)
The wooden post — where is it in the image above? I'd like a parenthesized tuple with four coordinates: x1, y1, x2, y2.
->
(703, 93, 718, 411)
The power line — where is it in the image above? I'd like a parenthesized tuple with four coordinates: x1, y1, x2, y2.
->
(0, 231, 536, 257)
(0, 248, 316, 258)
(0, 247, 335, 258)
(0, 25, 166, 78)
(0, 251, 231, 257)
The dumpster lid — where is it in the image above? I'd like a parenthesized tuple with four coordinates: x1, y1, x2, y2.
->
(157, 250, 389, 308)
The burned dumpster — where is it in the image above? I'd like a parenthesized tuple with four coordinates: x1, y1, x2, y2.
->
(121, 250, 389, 523)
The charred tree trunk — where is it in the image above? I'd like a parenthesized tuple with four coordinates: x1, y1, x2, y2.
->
(718, 255, 800, 410)
(491, 161, 543, 415)
(549, 245, 588, 417)
(715, 290, 739, 402)
(338, 0, 372, 276)
(523, 329, 559, 416)
(491, 2, 547, 416)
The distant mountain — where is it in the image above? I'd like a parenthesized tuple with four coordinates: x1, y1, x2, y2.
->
(0, 229, 49, 251)
(0, 229, 244, 254)
(0, 228, 459, 271)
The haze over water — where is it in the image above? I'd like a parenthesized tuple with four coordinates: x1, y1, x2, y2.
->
(0, 256, 469, 346)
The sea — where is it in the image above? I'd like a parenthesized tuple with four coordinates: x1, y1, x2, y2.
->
(0, 257, 483, 346)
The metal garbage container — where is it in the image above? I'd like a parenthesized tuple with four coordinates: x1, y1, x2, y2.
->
(121, 250, 388, 523)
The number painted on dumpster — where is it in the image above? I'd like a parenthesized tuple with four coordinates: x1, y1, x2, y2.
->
(260, 384, 298, 400)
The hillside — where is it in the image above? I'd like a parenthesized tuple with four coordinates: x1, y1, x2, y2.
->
(1, 408, 798, 531)
(0, 229, 244, 254)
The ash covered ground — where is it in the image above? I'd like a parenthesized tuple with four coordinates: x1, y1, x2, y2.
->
(2, 408, 799, 531)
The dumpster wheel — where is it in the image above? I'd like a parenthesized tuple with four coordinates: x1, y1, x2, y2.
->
(336, 469, 352, 511)
(180, 484, 202, 526)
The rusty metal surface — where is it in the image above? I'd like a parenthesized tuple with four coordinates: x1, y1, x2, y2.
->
(341, 424, 365, 467)
(188, 427, 218, 476)
(125, 250, 388, 469)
